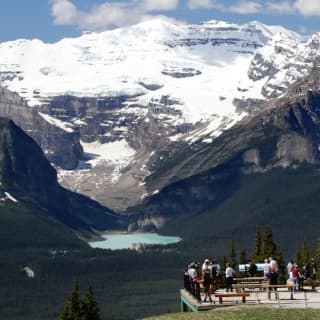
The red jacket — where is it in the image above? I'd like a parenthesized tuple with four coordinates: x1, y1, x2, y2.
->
(292, 267, 299, 278)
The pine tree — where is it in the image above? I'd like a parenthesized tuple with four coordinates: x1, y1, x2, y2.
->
(59, 280, 82, 320)
(301, 239, 311, 266)
(82, 286, 101, 320)
(274, 245, 284, 267)
(295, 251, 302, 267)
(239, 248, 247, 264)
(251, 226, 262, 262)
(295, 239, 316, 268)
(274, 245, 286, 283)
(222, 256, 227, 271)
(229, 240, 237, 268)
(261, 225, 277, 259)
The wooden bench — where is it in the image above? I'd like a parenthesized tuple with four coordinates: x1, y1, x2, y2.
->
(233, 283, 266, 292)
(303, 278, 320, 289)
(234, 277, 266, 284)
(266, 284, 292, 290)
(215, 292, 250, 304)
(265, 284, 294, 299)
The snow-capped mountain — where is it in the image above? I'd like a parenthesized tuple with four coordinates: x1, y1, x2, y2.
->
(0, 19, 298, 120)
(0, 19, 313, 211)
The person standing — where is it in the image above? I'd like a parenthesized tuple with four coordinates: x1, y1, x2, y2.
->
(187, 263, 197, 296)
(287, 260, 293, 277)
(298, 266, 305, 291)
(291, 264, 299, 292)
(211, 259, 220, 293)
(184, 266, 191, 292)
(192, 270, 201, 302)
(269, 256, 279, 275)
(263, 258, 270, 279)
(225, 263, 235, 292)
(268, 256, 279, 299)
(202, 265, 213, 303)
(310, 258, 317, 280)
(248, 261, 258, 277)
(202, 259, 210, 271)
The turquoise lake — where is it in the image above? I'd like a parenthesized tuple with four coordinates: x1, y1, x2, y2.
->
(89, 232, 182, 250)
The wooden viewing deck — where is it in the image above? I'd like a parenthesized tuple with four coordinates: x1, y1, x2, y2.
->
(180, 285, 320, 312)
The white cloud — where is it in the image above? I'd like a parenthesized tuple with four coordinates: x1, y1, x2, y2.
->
(50, 0, 180, 30)
(50, 0, 320, 31)
(294, 0, 320, 16)
(141, 14, 186, 25)
(50, 0, 78, 25)
(187, 0, 296, 15)
(187, 0, 221, 9)
(227, 1, 262, 14)
(51, 1, 137, 29)
(266, 2, 295, 14)
(141, 0, 179, 11)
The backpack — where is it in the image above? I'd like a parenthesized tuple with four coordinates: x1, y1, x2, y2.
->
(211, 266, 217, 279)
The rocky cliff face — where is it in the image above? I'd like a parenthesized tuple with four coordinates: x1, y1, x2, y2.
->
(0, 117, 123, 231)
(0, 88, 83, 169)
(41, 93, 193, 211)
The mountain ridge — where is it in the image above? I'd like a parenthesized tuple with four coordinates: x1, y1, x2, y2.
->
(126, 87, 320, 256)
(0, 18, 317, 211)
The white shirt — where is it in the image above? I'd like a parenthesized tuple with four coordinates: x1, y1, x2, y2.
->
(269, 259, 279, 272)
(226, 267, 234, 278)
(188, 267, 196, 278)
(264, 263, 270, 275)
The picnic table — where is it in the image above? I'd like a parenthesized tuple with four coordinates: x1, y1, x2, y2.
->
(265, 284, 294, 299)
(233, 277, 268, 292)
(233, 277, 266, 284)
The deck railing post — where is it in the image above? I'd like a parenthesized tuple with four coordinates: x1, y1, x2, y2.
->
(277, 290, 280, 308)
(180, 298, 185, 312)
(304, 290, 308, 309)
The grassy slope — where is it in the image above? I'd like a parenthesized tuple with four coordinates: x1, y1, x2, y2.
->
(144, 307, 320, 320)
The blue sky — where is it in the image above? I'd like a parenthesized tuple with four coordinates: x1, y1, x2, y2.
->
(1, 0, 320, 42)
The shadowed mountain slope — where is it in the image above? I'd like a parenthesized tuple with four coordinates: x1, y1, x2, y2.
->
(0, 118, 125, 245)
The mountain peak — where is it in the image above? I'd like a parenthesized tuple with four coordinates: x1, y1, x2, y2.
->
(0, 18, 293, 118)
